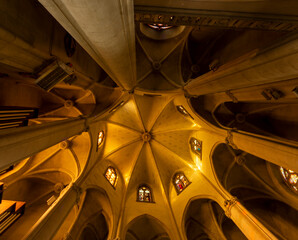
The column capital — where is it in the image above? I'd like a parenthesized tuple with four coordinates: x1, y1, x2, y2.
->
(72, 183, 82, 204)
(225, 130, 238, 150)
(224, 196, 238, 218)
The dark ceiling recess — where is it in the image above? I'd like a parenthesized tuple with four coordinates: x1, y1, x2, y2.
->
(64, 33, 77, 57)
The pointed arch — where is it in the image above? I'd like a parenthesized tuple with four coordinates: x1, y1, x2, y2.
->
(211, 143, 298, 239)
(124, 214, 170, 240)
(57, 187, 113, 240)
(183, 197, 246, 240)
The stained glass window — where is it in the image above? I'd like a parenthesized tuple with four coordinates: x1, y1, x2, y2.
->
(280, 167, 298, 193)
(105, 167, 117, 187)
(173, 173, 190, 194)
(97, 131, 104, 150)
(190, 137, 202, 158)
(147, 23, 173, 30)
(138, 185, 152, 202)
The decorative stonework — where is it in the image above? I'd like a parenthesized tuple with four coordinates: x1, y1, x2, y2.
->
(60, 140, 70, 150)
(54, 182, 65, 193)
(224, 197, 238, 218)
(135, 13, 298, 31)
(225, 130, 238, 150)
(142, 132, 152, 142)
(234, 154, 246, 166)
(64, 99, 74, 109)
(72, 183, 82, 205)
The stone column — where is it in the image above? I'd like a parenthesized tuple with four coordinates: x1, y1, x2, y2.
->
(185, 34, 298, 96)
(224, 197, 278, 240)
(38, 0, 136, 90)
(0, 117, 86, 170)
(22, 183, 81, 240)
(227, 131, 298, 172)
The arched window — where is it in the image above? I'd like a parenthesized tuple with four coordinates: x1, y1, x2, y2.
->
(190, 137, 202, 158)
(138, 185, 152, 202)
(173, 173, 190, 194)
(176, 105, 192, 119)
(105, 167, 117, 187)
(97, 131, 104, 150)
(280, 167, 298, 193)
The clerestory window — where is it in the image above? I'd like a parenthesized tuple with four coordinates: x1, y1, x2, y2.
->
(138, 185, 152, 202)
(105, 167, 117, 188)
(173, 173, 190, 194)
(97, 131, 104, 150)
(280, 167, 298, 193)
(190, 137, 202, 158)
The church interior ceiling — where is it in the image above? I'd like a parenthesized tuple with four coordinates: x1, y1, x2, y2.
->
(0, 0, 297, 239)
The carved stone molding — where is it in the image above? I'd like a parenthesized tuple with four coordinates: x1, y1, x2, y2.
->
(224, 196, 238, 218)
(234, 154, 246, 166)
(225, 130, 238, 150)
(135, 12, 298, 31)
(72, 183, 82, 204)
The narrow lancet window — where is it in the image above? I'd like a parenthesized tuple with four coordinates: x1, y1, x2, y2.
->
(190, 137, 202, 158)
(97, 131, 104, 150)
(177, 105, 191, 117)
(280, 167, 298, 193)
(173, 173, 190, 194)
(138, 185, 152, 202)
(105, 167, 117, 187)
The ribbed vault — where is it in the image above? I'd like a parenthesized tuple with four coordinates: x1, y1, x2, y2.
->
(101, 94, 200, 197)
(1, 1, 298, 239)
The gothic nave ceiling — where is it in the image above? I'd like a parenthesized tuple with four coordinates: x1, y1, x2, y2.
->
(99, 94, 201, 198)
(0, 0, 298, 239)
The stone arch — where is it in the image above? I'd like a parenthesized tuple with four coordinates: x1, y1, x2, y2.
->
(124, 214, 171, 240)
(1, 176, 63, 239)
(183, 197, 246, 240)
(181, 195, 219, 239)
(66, 187, 113, 240)
(211, 143, 298, 239)
(78, 213, 109, 240)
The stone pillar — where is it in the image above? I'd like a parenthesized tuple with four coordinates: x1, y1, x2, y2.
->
(227, 131, 298, 172)
(0, 117, 86, 170)
(23, 183, 81, 240)
(38, 0, 136, 90)
(185, 34, 298, 96)
(224, 197, 278, 240)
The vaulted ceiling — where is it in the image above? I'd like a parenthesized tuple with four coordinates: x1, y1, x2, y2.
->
(0, 0, 298, 239)
(100, 94, 200, 197)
